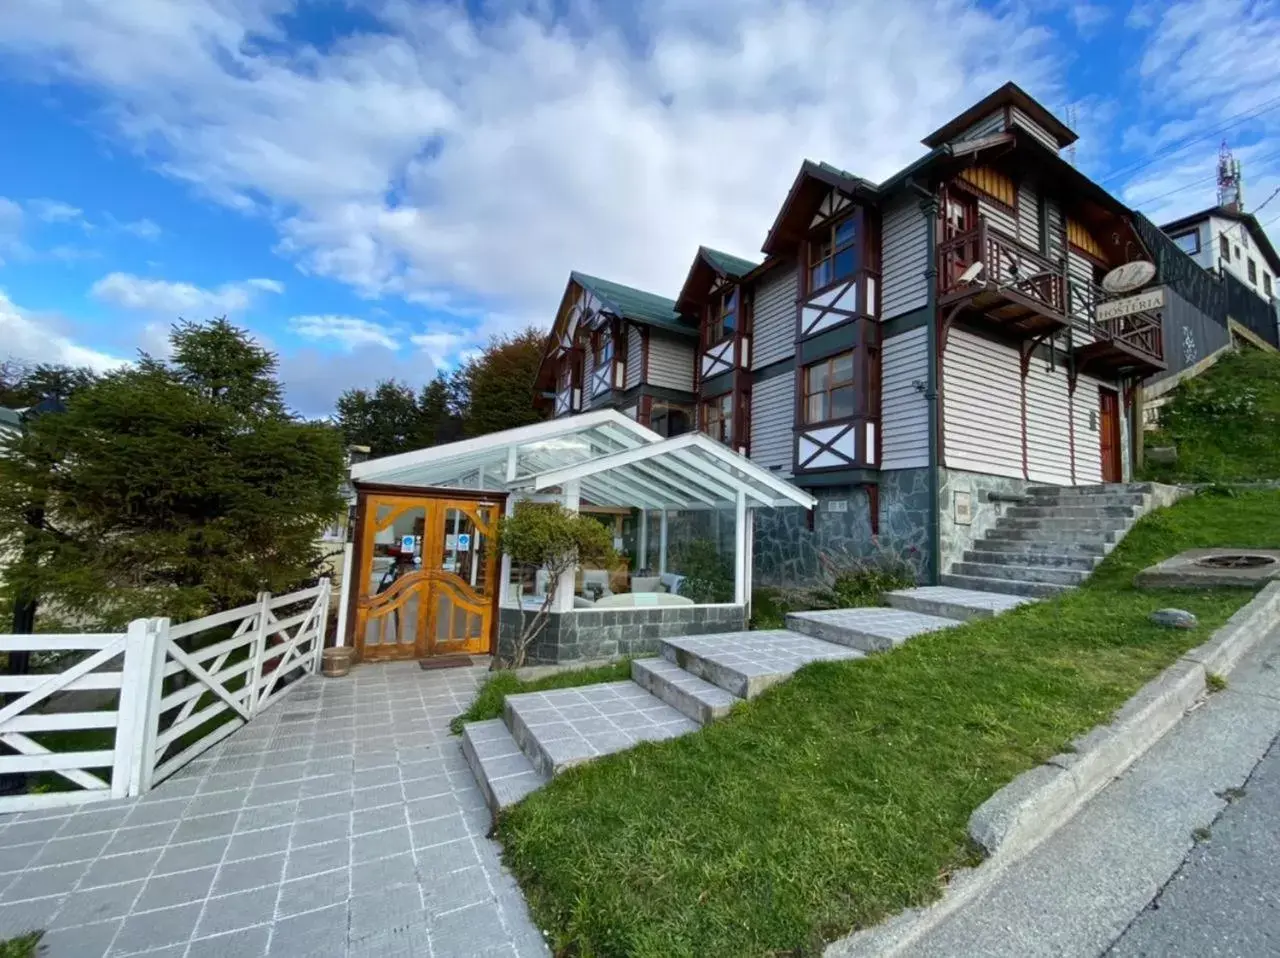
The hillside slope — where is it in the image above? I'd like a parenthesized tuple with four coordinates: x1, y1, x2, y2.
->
(1142, 348, 1280, 483)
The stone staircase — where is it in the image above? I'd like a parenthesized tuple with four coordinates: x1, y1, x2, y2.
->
(462, 589, 1033, 817)
(942, 482, 1179, 598)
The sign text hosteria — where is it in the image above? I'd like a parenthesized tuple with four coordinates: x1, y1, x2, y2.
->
(1096, 286, 1166, 323)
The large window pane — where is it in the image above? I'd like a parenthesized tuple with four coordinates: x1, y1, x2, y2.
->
(806, 393, 826, 423)
(835, 218, 856, 247)
(809, 261, 831, 291)
(833, 246, 857, 282)
(831, 385, 855, 419)
(833, 351, 854, 383)
(808, 362, 830, 393)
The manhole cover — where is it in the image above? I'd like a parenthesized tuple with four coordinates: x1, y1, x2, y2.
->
(1194, 554, 1278, 570)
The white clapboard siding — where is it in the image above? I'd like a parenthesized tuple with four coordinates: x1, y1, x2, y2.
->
(880, 326, 930, 470)
(1046, 199, 1065, 261)
(752, 263, 798, 368)
(952, 109, 1007, 143)
(1072, 376, 1106, 484)
(943, 330, 1023, 479)
(581, 346, 598, 409)
(1011, 107, 1061, 152)
(646, 332, 695, 391)
(1025, 358, 1073, 484)
(750, 372, 795, 476)
(1066, 248, 1099, 342)
(882, 195, 930, 320)
(979, 197, 1018, 241)
(625, 324, 643, 389)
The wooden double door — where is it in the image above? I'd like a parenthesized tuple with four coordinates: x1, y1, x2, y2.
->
(353, 493, 499, 661)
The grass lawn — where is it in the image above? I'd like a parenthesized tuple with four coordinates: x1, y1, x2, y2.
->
(1142, 349, 1280, 483)
(450, 659, 635, 734)
(496, 489, 1280, 958)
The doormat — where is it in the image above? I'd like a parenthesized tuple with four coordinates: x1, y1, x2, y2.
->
(418, 655, 476, 671)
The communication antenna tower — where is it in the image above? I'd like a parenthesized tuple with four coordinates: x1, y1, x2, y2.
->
(1217, 140, 1243, 211)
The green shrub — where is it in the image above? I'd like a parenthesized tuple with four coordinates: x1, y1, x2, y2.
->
(671, 539, 733, 604)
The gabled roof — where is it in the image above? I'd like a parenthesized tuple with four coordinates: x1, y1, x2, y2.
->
(675, 246, 761, 314)
(1161, 206, 1280, 276)
(570, 271, 695, 337)
(761, 160, 878, 256)
(701, 247, 758, 278)
(921, 81, 1077, 150)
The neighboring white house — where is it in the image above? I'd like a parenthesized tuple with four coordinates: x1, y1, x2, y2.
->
(1163, 206, 1280, 303)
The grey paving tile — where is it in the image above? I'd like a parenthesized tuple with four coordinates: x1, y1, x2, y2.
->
(134, 866, 217, 912)
(37, 917, 122, 958)
(267, 902, 347, 957)
(171, 811, 239, 844)
(352, 784, 401, 811)
(110, 901, 201, 955)
(349, 883, 422, 942)
(184, 790, 247, 818)
(31, 833, 112, 868)
(1, 817, 66, 845)
(78, 850, 163, 889)
(101, 823, 176, 857)
(290, 813, 350, 848)
(49, 879, 144, 928)
(347, 921, 433, 958)
(415, 838, 481, 873)
(0, 894, 63, 938)
(351, 852, 416, 897)
(2, 863, 87, 903)
(123, 798, 190, 827)
(351, 824, 412, 864)
(195, 886, 277, 938)
(275, 869, 348, 918)
(244, 783, 303, 808)
(235, 802, 299, 832)
(430, 901, 517, 956)
(283, 839, 349, 881)
(0, 842, 44, 874)
(421, 864, 494, 919)
(410, 814, 471, 850)
(226, 824, 292, 862)
(153, 837, 230, 876)
(187, 925, 270, 958)
(61, 806, 133, 837)
(211, 852, 285, 896)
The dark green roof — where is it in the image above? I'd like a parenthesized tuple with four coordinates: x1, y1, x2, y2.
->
(571, 271, 695, 337)
(0, 407, 22, 431)
(701, 247, 759, 278)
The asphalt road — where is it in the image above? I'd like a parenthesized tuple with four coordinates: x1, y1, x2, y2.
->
(1106, 730, 1280, 958)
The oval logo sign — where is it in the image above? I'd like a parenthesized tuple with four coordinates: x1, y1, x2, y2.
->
(1101, 260, 1157, 294)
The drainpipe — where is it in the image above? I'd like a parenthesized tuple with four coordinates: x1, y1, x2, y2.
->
(908, 180, 942, 585)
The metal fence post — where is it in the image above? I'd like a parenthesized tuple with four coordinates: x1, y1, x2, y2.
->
(247, 592, 272, 718)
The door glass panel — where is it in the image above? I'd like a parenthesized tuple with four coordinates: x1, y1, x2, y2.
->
(362, 502, 427, 653)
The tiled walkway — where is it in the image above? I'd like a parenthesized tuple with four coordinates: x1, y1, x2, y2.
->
(0, 664, 549, 958)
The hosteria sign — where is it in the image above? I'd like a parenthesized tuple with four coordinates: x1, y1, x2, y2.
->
(1096, 286, 1167, 323)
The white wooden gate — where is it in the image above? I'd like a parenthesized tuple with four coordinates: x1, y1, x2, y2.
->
(0, 579, 330, 812)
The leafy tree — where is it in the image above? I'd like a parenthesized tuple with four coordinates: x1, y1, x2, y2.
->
(498, 501, 615, 668)
(0, 319, 345, 628)
(0, 360, 96, 409)
(463, 327, 546, 437)
(335, 380, 425, 458)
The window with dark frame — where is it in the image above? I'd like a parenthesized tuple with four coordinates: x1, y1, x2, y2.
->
(709, 287, 739, 344)
(593, 329, 613, 368)
(803, 351, 855, 425)
(1220, 234, 1230, 260)
(651, 403, 691, 439)
(1248, 258, 1258, 284)
(700, 393, 733, 444)
(808, 216, 858, 292)
(1266, 274, 1274, 298)
(1171, 229, 1200, 256)
(1036, 195, 1050, 255)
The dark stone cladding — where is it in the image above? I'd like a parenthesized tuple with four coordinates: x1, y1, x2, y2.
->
(498, 604, 747, 665)
(752, 467, 934, 587)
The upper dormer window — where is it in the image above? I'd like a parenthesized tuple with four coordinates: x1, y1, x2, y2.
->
(709, 287, 739, 344)
(808, 216, 858, 292)
(593, 328, 613, 368)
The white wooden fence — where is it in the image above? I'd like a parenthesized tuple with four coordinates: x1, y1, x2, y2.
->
(0, 579, 331, 814)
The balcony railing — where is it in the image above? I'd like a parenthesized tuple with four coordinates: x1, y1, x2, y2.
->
(939, 218, 1067, 319)
(939, 216, 1164, 368)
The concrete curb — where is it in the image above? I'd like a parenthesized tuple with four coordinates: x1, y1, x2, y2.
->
(825, 580, 1280, 958)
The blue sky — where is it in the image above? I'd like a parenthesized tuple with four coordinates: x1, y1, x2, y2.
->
(1, 0, 1277, 416)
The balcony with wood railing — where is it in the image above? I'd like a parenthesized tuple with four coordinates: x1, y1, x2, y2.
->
(938, 216, 1165, 375)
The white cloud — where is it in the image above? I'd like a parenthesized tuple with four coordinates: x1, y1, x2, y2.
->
(0, 0, 1064, 334)
(27, 198, 86, 226)
(289, 314, 400, 351)
(90, 272, 285, 316)
(1069, 3, 1110, 35)
(0, 289, 130, 373)
(409, 330, 466, 367)
(118, 217, 162, 240)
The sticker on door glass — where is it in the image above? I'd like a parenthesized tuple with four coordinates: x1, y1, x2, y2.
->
(400, 535, 416, 552)
(456, 533, 472, 552)
(445, 534, 457, 550)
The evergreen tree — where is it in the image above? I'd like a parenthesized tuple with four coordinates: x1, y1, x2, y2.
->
(463, 326, 546, 437)
(0, 319, 344, 628)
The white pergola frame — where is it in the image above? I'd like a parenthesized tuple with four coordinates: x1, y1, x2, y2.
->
(347, 409, 816, 616)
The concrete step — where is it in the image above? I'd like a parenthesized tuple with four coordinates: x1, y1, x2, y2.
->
(980, 535, 1112, 557)
(997, 516, 1133, 533)
(504, 681, 697, 778)
(786, 607, 963, 652)
(660, 629, 862, 699)
(884, 585, 1036, 621)
(461, 719, 548, 816)
(631, 657, 739, 725)
(1028, 483, 1154, 498)
(951, 561, 1090, 587)
(964, 548, 1099, 570)
(984, 527, 1121, 545)
(1006, 504, 1139, 520)
(939, 573, 1071, 599)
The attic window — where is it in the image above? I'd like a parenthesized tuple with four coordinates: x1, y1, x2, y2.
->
(709, 287, 739, 344)
(808, 217, 858, 292)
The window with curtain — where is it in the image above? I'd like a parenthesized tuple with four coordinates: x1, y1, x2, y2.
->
(700, 393, 733, 443)
(803, 351, 855, 424)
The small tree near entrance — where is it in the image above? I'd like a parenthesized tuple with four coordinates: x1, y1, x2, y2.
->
(498, 501, 615, 669)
